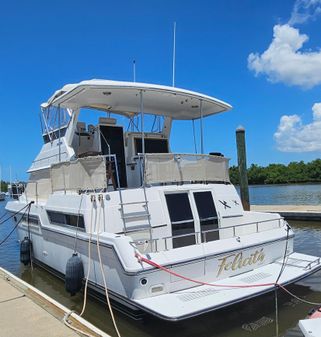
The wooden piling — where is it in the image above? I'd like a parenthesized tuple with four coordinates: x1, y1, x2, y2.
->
(236, 126, 250, 211)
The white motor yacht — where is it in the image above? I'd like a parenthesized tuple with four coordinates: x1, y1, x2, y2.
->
(6, 80, 321, 320)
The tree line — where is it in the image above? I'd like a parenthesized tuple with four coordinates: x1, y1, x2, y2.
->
(229, 159, 321, 185)
(0, 181, 8, 192)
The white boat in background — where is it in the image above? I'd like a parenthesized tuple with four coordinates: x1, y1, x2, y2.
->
(6, 80, 321, 320)
(0, 166, 5, 201)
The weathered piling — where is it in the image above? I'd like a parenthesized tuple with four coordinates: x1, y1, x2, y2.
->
(236, 126, 250, 211)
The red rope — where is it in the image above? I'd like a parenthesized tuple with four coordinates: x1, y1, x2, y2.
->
(135, 252, 277, 289)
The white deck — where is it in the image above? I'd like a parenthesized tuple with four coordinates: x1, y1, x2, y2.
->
(299, 318, 321, 337)
(133, 252, 321, 321)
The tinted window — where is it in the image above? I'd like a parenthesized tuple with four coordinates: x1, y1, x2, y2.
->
(135, 138, 169, 154)
(194, 191, 219, 242)
(165, 193, 195, 248)
(22, 215, 39, 226)
(47, 211, 85, 229)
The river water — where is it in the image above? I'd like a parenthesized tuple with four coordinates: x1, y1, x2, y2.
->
(0, 184, 321, 337)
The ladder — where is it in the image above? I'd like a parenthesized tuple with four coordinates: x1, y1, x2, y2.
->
(118, 186, 152, 241)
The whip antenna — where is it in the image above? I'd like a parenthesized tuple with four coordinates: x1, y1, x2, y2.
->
(133, 60, 136, 82)
(172, 22, 176, 87)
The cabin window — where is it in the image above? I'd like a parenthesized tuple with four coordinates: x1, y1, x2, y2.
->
(135, 138, 169, 154)
(194, 191, 219, 242)
(165, 193, 195, 248)
(21, 214, 39, 226)
(47, 211, 85, 229)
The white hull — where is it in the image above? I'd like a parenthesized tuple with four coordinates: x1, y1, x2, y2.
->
(8, 190, 321, 320)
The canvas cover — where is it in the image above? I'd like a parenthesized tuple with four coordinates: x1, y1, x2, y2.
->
(51, 156, 107, 191)
(25, 169, 52, 200)
(144, 154, 230, 184)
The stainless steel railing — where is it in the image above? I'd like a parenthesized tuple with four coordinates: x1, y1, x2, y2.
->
(131, 217, 286, 253)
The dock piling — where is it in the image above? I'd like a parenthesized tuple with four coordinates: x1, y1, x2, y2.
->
(236, 126, 250, 211)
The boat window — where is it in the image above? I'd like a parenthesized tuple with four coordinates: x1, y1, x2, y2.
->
(21, 214, 39, 226)
(47, 211, 85, 229)
(165, 193, 195, 248)
(43, 127, 67, 144)
(41, 107, 71, 144)
(194, 191, 219, 242)
(135, 138, 169, 154)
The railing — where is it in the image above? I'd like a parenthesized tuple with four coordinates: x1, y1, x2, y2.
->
(139, 153, 230, 185)
(131, 217, 286, 253)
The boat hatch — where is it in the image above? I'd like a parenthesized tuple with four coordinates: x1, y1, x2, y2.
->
(99, 124, 127, 188)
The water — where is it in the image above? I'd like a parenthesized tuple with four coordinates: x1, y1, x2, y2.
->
(0, 185, 321, 337)
(248, 183, 321, 205)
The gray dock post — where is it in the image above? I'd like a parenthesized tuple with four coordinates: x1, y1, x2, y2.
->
(236, 126, 250, 211)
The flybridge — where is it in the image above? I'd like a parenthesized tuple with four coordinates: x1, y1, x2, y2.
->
(35, 79, 232, 175)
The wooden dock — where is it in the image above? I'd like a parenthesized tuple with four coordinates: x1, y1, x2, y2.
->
(251, 205, 321, 221)
(0, 267, 110, 337)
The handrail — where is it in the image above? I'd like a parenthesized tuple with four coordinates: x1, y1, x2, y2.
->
(132, 217, 285, 253)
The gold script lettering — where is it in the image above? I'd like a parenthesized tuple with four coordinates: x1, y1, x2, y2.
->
(216, 249, 265, 277)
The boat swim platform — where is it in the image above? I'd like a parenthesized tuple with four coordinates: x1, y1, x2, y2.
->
(133, 252, 321, 321)
(0, 267, 110, 337)
(251, 205, 321, 221)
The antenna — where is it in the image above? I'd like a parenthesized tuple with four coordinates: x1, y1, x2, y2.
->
(172, 22, 176, 87)
(133, 60, 136, 82)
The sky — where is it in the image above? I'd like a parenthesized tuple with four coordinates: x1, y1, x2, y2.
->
(1, 0, 321, 180)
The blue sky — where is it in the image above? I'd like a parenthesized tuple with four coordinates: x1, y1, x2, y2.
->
(1, 0, 321, 180)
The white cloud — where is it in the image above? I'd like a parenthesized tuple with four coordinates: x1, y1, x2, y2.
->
(289, 0, 321, 25)
(248, 24, 321, 89)
(274, 103, 321, 152)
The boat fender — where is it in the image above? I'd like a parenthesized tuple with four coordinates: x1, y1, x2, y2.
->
(308, 307, 321, 319)
(65, 253, 84, 296)
(20, 237, 32, 266)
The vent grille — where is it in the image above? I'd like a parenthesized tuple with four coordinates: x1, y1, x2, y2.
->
(178, 288, 219, 302)
(240, 272, 271, 284)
